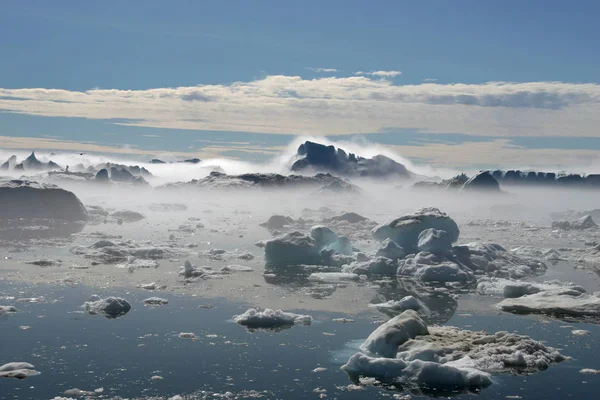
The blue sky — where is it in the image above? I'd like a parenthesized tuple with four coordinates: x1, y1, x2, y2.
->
(1, 0, 600, 168)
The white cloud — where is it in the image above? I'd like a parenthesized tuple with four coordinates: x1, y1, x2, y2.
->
(355, 70, 402, 77)
(307, 67, 338, 73)
(0, 75, 600, 137)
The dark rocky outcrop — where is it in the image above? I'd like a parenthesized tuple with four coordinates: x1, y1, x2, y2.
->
(162, 171, 361, 192)
(0, 180, 87, 221)
(95, 169, 109, 182)
(110, 167, 135, 182)
(461, 171, 501, 192)
(3, 152, 62, 171)
(0, 155, 17, 170)
(291, 141, 411, 178)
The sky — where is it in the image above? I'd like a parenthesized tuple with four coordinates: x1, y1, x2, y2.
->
(1, 0, 599, 170)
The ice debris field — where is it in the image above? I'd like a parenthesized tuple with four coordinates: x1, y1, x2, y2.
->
(1, 139, 600, 399)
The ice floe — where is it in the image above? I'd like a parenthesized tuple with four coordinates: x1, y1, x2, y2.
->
(342, 310, 566, 393)
(83, 295, 132, 319)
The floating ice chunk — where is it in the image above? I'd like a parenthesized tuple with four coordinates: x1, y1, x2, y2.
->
(0, 305, 17, 315)
(110, 210, 145, 223)
(221, 265, 254, 273)
(477, 279, 541, 298)
(116, 257, 159, 270)
(341, 353, 492, 392)
(144, 297, 168, 306)
(580, 368, 600, 375)
(498, 288, 600, 319)
(308, 272, 360, 282)
(360, 310, 428, 358)
(375, 238, 405, 260)
(264, 227, 353, 267)
(0, 362, 41, 379)
(260, 215, 295, 230)
(233, 308, 312, 330)
(369, 296, 429, 315)
(83, 295, 131, 319)
(264, 231, 320, 266)
(417, 229, 453, 256)
(372, 208, 459, 252)
(63, 388, 93, 396)
(343, 257, 398, 276)
(398, 252, 474, 284)
(138, 282, 158, 290)
(311, 225, 340, 248)
(552, 215, 597, 230)
(510, 246, 562, 261)
(572, 329, 590, 336)
(178, 332, 196, 339)
(456, 242, 547, 279)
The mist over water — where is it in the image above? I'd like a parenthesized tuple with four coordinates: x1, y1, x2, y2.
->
(3, 136, 600, 400)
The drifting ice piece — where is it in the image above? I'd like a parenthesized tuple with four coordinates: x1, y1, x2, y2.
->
(83, 295, 131, 319)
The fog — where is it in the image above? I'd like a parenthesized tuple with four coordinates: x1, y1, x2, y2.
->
(2, 137, 600, 399)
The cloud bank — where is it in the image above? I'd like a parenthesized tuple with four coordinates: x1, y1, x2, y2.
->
(1, 75, 599, 137)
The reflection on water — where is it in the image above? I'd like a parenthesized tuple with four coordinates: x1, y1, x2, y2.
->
(1, 281, 600, 399)
(371, 278, 459, 325)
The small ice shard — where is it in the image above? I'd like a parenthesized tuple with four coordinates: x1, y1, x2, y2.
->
(360, 310, 429, 358)
(312, 367, 327, 373)
(0, 362, 41, 379)
(144, 297, 169, 306)
(83, 295, 131, 319)
(233, 308, 313, 330)
(178, 332, 196, 339)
